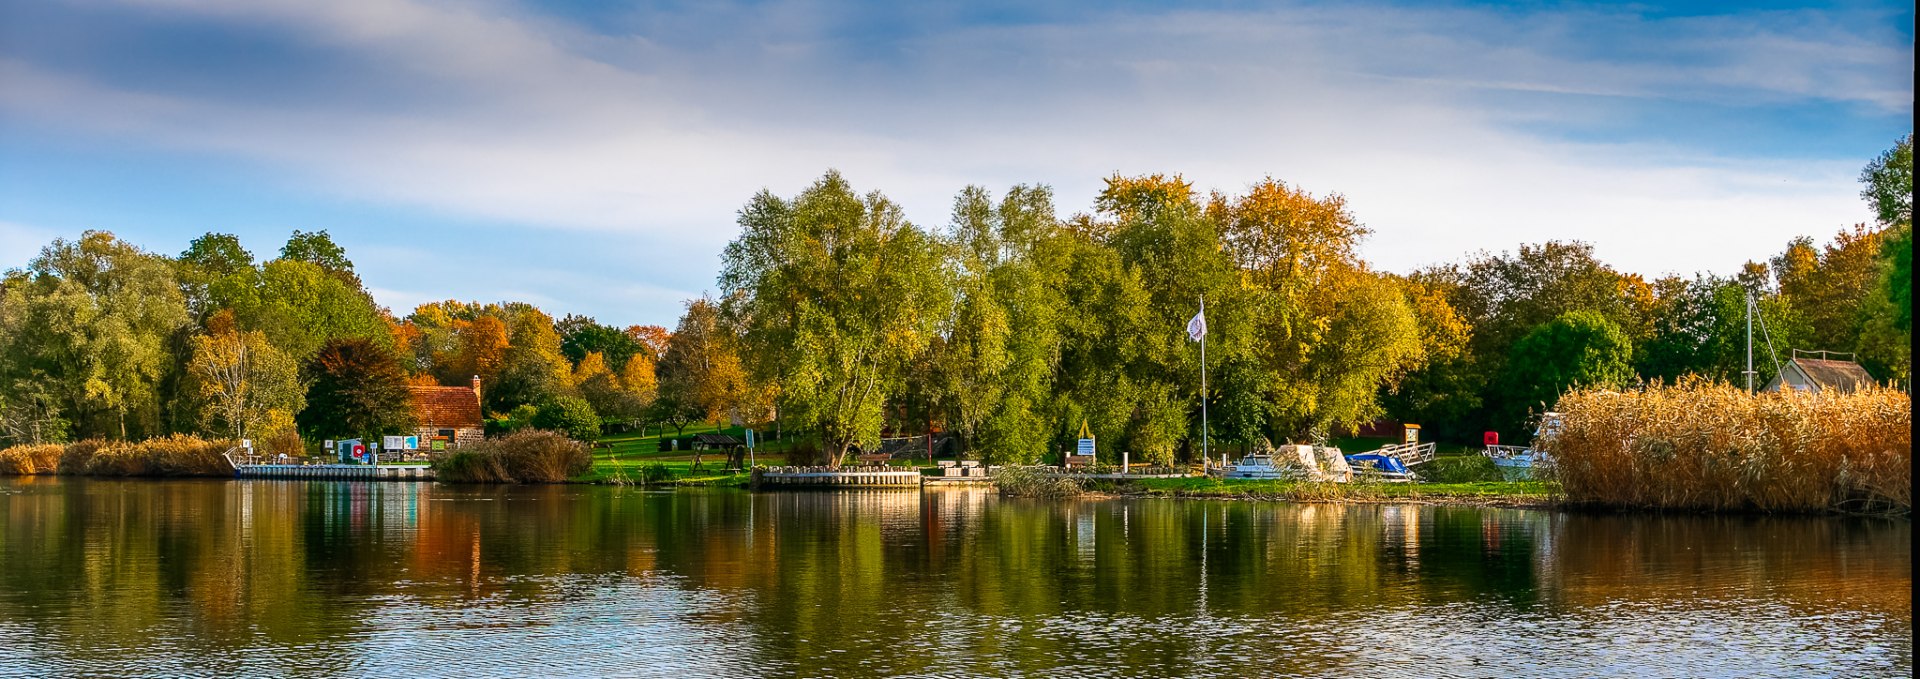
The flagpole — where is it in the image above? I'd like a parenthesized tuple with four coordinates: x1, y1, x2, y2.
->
(1200, 295, 1208, 464)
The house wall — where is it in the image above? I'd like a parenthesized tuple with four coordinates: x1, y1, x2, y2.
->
(414, 426, 484, 450)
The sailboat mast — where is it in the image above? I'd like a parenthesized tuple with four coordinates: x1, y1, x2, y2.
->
(1745, 291, 1755, 393)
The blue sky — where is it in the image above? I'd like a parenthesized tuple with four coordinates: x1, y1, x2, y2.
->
(0, 0, 1911, 327)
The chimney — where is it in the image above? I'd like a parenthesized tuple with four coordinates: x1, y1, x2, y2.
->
(471, 375, 482, 405)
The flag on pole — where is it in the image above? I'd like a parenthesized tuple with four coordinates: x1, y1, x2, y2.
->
(1186, 302, 1207, 341)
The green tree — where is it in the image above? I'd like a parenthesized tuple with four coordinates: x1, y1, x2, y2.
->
(931, 184, 1067, 463)
(178, 232, 255, 320)
(223, 259, 393, 360)
(1859, 134, 1912, 229)
(558, 314, 645, 368)
(0, 231, 190, 439)
(532, 394, 600, 440)
(1498, 311, 1634, 437)
(298, 337, 414, 440)
(721, 171, 953, 466)
(279, 229, 357, 282)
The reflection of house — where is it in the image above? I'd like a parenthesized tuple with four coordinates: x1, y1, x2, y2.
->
(1763, 356, 1875, 394)
(410, 376, 485, 450)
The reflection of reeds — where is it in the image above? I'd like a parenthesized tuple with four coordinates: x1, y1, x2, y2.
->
(1551, 379, 1911, 512)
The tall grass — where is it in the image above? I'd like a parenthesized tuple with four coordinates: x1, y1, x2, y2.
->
(0, 444, 63, 475)
(2, 437, 238, 477)
(1551, 379, 1910, 513)
(435, 430, 591, 483)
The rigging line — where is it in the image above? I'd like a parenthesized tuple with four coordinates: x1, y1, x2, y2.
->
(1752, 295, 1784, 379)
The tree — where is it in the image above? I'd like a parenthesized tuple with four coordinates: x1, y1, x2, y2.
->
(487, 303, 574, 413)
(558, 314, 645, 369)
(930, 184, 1066, 463)
(721, 171, 953, 466)
(1860, 134, 1912, 230)
(178, 232, 255, 319)
(656, 298, 754, 431)
(299, 337, 414, 440)
(532, 395, 600, 440)
(189, 310, 304, 442)
(1498, 311, 1634, 437)
(280, 229, 357, 283)
(0, 231, 190, 439)
(626, 325, 672, 360)
(1882, 225, 1912, 332)
(224, 259, 393, 360)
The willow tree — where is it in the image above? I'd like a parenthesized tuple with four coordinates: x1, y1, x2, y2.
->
(931, 184, 1067, 463)
(721, 171, 952, 466)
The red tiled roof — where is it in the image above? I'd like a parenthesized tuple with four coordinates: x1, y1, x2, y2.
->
(408, 385, 483, 429)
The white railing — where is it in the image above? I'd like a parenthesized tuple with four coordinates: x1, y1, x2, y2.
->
(1364, 441, 1437, 466)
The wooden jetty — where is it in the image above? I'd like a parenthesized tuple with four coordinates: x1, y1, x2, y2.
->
(234, 463, 437, 481)
(751, 466, 922, 488)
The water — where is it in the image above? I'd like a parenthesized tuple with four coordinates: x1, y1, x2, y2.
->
(0, 478, 1908, 677)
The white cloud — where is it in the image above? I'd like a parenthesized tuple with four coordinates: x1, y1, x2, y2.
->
(0, 0, 1908, 291)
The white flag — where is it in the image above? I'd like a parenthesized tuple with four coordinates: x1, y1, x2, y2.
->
(1186, 304, 1206, 341)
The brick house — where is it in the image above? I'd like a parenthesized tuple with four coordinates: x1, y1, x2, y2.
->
(409, 376, 486, 450)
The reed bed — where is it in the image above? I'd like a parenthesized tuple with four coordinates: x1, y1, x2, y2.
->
(435, 430, 591, 483)
(76, 435, 239, 477)
(0, 444, 64, 475)
(1550, 379, 1910, 513)
(1, 437, 237, 477)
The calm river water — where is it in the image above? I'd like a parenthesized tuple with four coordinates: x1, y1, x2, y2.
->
(0, 478, 1909, 677)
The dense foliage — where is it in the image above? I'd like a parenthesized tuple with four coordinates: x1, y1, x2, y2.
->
(0, 137, 1908, 465)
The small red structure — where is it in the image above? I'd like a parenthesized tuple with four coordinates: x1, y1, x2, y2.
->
(1483, 431, 1499, 446)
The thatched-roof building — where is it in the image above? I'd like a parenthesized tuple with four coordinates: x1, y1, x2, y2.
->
(1763, 356, 1876, 394)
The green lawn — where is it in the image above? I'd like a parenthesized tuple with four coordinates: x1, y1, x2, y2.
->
(576, 423, 936, 485)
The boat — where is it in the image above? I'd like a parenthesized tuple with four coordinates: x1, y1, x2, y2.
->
(1483, 412, 1562, 480)
(1214, 443, 1351, 482)
(1344, 453, 1416, 482)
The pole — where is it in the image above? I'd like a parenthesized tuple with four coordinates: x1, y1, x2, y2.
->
(1200, 295, 1209, 464)
(1745, 291, 1754, 393)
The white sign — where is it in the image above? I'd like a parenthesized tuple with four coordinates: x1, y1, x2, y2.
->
(404, 435, 419, 450)
(383, 435, 406, 451)
(1077, 438, 1095, 456)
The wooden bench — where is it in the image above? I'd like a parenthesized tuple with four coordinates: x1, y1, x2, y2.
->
(1063, 455, 1095, 470)
(855, 453, 893, 466)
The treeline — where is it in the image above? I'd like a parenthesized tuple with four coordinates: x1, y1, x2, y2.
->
(1, 137, 1909, 464)
(711, 136, 1908, 466)
(0, 228, 677, 453)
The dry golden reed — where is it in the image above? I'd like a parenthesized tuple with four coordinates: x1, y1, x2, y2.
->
(1550, 378, 1910, 512)
(0, 444, 63, 475)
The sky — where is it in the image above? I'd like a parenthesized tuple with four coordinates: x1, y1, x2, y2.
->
(0, 0, 1912, 327)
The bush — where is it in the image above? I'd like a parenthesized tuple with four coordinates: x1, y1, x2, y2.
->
(532, 396, 600, 440)
(435, 429, 591, 483)
(487, 404, 541, 436)
(56, 440, 107, 474)
(638, 462, 675, 486)
(1552, 379, 1910, 512)
(992, 465, 1084, 498)
(783, 440, 825, 467)
(0, 444, 64, 475)
(77, 435, 238, 477)
(1419, 455, 1503, 483)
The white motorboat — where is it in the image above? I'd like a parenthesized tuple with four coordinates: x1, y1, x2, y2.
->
(1215, 444, 1351, 482)
(1483, 413, 1561, 480)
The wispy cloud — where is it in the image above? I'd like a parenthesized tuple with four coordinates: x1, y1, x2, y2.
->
(0, 0, 1910, 318)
